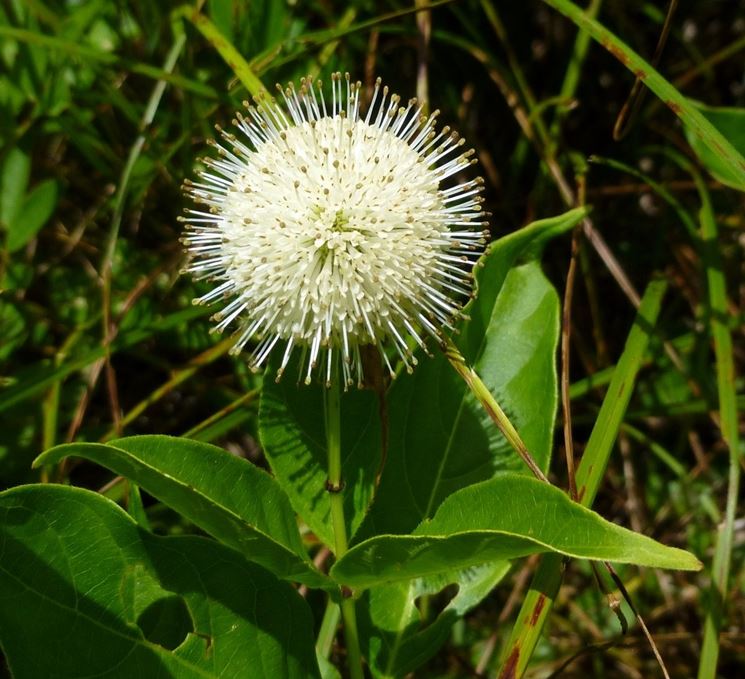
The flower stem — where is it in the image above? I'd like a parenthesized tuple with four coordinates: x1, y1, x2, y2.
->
(340, 598, 364, 678)
(315, 600, 340, 660)
(325, 375, 348, 553)
(442, 335, 549, 483)
(325, 372, 365, 679)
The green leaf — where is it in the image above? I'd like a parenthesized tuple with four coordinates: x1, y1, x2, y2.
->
(460, 207, 589, 361)
(208, 0, 235, 42)
(317, 654, 342, 679)
(0, 300, 26, 361)
(6, 178, 58, 252)
(0, 25, 217, 98)
(332, 474, 702, 589)
(34, 435, 329, 588)
(357, 208, 587, 538)
(360, 562, 509, 677)
(685, 103, 745, 191)
(0, 484, 320, 679)
(259, 371, 381, 549)
(0, 147, 30, 229)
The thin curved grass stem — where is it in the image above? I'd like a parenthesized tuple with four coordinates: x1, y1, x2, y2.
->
(442, 335, 549, 483)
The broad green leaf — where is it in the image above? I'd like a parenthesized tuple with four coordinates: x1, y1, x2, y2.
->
(34, 435, 329, 588)
(357, 208, 587, 539)
(0, 484, 320, 679)
(460, 207, 588, 361)
(685, 103, 745, 191)
(260, 371, 381, 549)
(0, 147, 30, 229)
(359, 562, 509, 678)
(332, 474, 701, 589)
(7, 178, 58, 252)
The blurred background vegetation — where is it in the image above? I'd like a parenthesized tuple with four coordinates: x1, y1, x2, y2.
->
(1, 0, 743, 676)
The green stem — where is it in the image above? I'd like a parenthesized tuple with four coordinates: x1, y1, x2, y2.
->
(316, 600, 341, 659)
(547, 0, 602, 145)
(178, 6, 267, 98)
(325, 376, 348, 555)
(325, 373, 364, 679)
(340, 598, 364, 678)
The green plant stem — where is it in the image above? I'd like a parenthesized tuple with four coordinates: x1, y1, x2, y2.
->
(340, 598, 363, 678)
(326, 377, 348, 555)
(40, 328, 82, 481)
(443, 335, 549, 484)
(309, 7, 357, 79)
(98, 28, 187, 438)
(100, 335, 236, 442)
(316, 600, 341, 659)
(325, 375, 364, 679)
(480, 0, 550, 148)
(182, 389, 259, 440)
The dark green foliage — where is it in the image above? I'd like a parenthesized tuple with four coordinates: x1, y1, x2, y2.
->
(1, 1, 743, 677)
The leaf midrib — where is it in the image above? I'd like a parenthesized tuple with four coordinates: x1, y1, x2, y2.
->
(335, 528, 696, 586)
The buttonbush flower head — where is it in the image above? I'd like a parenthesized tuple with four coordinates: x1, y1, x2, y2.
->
(182, 73, 488, 388)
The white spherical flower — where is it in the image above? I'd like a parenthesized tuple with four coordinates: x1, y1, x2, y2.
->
(182, 73, 488, 388)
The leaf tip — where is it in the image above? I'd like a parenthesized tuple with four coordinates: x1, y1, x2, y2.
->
(31, 444, 65, 470)
(689, 556, 704, 572)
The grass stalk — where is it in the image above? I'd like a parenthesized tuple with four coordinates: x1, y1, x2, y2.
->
(443, 335, 549, 484)
(496, 278, 668, 678)
(693, 172, 741, 679)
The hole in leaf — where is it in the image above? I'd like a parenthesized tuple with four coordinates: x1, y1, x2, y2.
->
(136, 595, 194, 650)
(414, 583, 459, 626)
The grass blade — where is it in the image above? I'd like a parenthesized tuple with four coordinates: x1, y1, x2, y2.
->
(693, 172, 741, 679)
(496, 278, 668, 678)
(177, 6, 267, 97)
